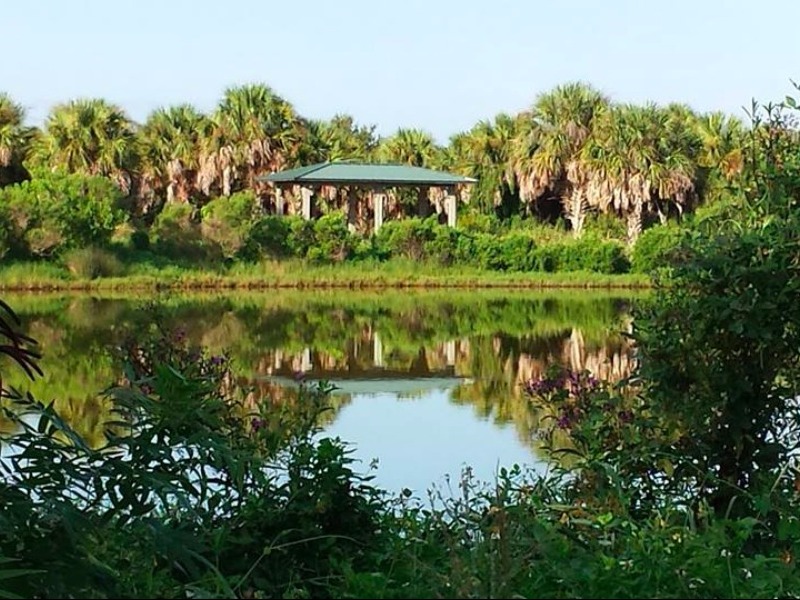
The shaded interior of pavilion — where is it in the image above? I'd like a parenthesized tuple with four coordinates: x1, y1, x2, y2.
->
(257, 162, 477, 233)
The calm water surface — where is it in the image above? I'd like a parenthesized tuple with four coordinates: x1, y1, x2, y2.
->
(3, 290, 640, 493)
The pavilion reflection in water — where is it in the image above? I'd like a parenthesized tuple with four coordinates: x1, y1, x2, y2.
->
(256, 325, 633, 400)
(261, 335, 467, 396)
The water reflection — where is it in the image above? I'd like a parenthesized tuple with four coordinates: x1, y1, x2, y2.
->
(2, 291, 642, 491)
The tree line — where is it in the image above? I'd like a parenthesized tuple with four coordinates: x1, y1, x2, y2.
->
(0, 82, 750, 245)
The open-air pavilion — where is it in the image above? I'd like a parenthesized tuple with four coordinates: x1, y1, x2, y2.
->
(258, 162, 476, 233)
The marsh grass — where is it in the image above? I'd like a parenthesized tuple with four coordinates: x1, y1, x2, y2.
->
(0, 257, 650, 291)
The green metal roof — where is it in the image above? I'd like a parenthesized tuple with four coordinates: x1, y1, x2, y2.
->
(259, 162, 476, 186)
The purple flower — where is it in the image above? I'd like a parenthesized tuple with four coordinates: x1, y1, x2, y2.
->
(210, 355, 226, 366)
(140, 383, 153, 395)
(251, 417, 266, 432)
(293, 371, 306, 382)
(556, 413, 572, 429)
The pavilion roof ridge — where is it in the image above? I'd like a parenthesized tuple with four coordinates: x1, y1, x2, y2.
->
(259, 161, 476, 186)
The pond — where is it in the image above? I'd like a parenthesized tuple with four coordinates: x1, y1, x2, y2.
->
(1, 290, 641, 494)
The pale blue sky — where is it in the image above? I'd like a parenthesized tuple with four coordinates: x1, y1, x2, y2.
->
(3, 0, 800, 142)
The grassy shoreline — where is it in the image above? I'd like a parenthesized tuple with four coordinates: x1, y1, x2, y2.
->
(0, 259, 650, 292)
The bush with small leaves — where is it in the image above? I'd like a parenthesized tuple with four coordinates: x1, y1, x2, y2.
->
(200, 191, 259, 259)
(0, 172, 125, 257)
(631, 224, 686, 274)
(239, 215, 293, 260)
(151, 203, 210, 261)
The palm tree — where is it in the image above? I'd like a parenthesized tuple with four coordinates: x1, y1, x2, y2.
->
(695, 111, 746, 202)
(139, 104, 210, 204)
(377, 128, 443, 217)
(377, 128, 440, 166)
(513, 82, 609, 235)
(315, 114, 378, 163)
(656, 103, 703, 220)
(295, 118, 325, 166)
(198, 84, 303, 197)
(447, 113, 519, 216)
(0, 93, 33, 186)
(29, 98, 137, 192)
(582, 104, 699, 244)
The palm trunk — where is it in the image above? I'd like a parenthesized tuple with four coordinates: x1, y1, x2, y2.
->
(222, 166, 231, 196)
(176, 177, 192, 203)
(564, 187, 586, 237)
(626, 201, 644, 246)
(655, 199, 668, 224)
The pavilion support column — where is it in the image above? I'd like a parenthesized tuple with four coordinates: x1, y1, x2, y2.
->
(275, 187, 284, 216)
(373, 191, 385, 234)
(301, 187, 313, 220)
(445, 189, 458, 228)
(347, 190, 358, 233)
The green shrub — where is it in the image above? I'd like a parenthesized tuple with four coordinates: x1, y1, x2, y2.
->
(352, 237, 384, 261)
(0, 213, 9, 260)
(453, 230, 479, 265)
(630, 224, 685, 274)
(423, 226, 470, 266)
(531, 238, 629, 274)
(471, 233, 498, 269)
(130, 229, 150, 252)
(457, 211, 500, 234)
(584, 238, 630, 274)
(633, 100, 800, 515)
(109, 222, 135, 247)
(309, 214, 357, 263)
(151, 203, 210, 261)
(287, 216, 316, 258)
(0, 172, 126, 257)
(468, 232, 537, 271)
(583, 212, 627, 240)
(530, 244, 559, 272)
(62, 247, 125, 279)
(200, 191, 259, 259)
(0, 318, 384, 599)
(375, 217, 437, 260)
(240, 215, 293, 260)
(0, 205, 17, 260)
(496, 232, 537, 271)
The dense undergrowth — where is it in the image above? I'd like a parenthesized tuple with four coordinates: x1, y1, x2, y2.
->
(0, 298, 798, 598)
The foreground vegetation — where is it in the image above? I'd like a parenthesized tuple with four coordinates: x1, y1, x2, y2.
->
(1, 91, 800, 597)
